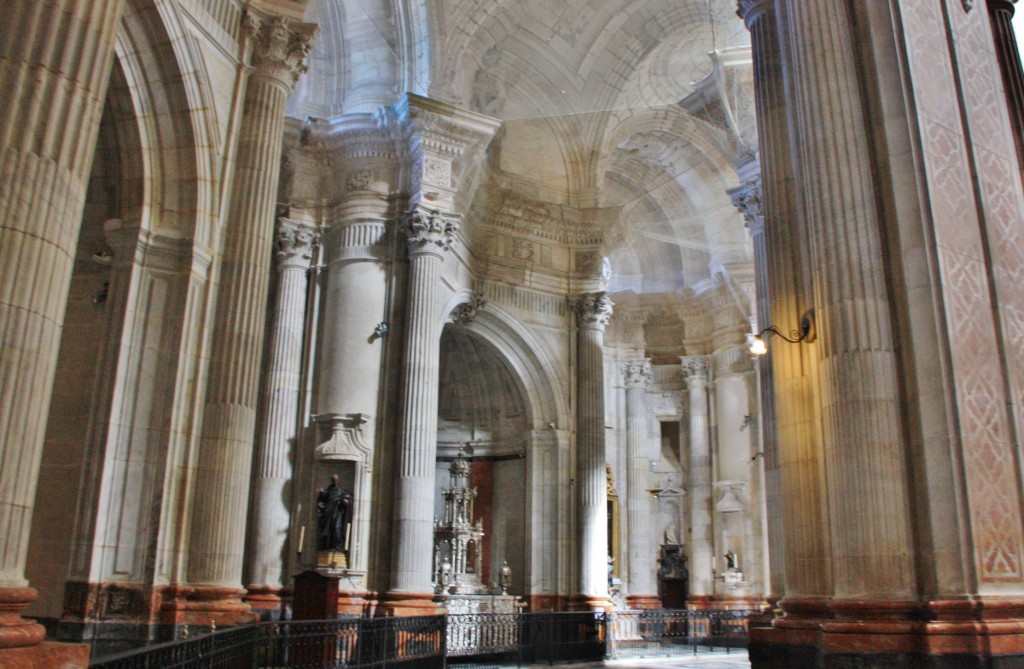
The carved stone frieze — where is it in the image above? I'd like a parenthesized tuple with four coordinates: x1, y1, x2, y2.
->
(574, 291, 614, 329)
(402, 207, 460, 256)
(244, 11, 317, 88)
(622, 359, 653, 389)
(346, 170, 373, 192)
(449, 293, 486, 325)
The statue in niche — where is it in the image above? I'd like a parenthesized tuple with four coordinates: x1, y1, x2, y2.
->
(316, 475, 353, 555)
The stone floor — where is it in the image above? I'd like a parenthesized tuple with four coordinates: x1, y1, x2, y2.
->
(607, 653, 751, 668)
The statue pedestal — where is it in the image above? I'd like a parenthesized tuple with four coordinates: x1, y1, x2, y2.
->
(316, 551, 348, 570)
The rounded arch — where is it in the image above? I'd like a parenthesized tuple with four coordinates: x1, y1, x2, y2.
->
(440, 293, 570, 432)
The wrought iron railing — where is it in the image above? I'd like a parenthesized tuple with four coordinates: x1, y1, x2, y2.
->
(88, 609, 755, 668)
(88, 616, 447, 669)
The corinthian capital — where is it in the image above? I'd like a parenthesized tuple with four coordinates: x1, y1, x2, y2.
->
(244, 11, 316, 88)
(402, 207, 460, 256)
(728, 177, 764, 235)
(622, 359, 652, 389)
(276, 219, 319, 269)
(575, 292, 614, 329)
(680, 355, 710, 384)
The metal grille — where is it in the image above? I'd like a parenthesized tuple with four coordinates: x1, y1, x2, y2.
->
(88, 609, 754, 668)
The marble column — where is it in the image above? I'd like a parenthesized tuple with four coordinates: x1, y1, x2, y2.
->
(0, 0, 127, 649)
(386, 207, 458, 613)
(184, 11, 314, 623)
(574, 292, 614, 611)
(623, 359, 658, 608)
(681, 356, 713, 606)
(245, 219, 318, 607)
(988, 0, 1024, 169)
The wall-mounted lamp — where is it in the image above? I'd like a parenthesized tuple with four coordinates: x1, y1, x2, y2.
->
(747, 308, 816, 356)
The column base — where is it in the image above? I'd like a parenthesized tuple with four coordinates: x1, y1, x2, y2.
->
(626, 594, 662, 609)
(337, 590, 377, 616)
(380, 592, 443, 616)
(686, 595, 717, 611)
(0, 587, 46, 649)
(526, 595, 567, 612)
(0, 640, 89, 669)
(243, 586, 283, 616)
(162, 586, 257, 626)
(568, 594, 615, 612)
(751, 597, 1024, 669)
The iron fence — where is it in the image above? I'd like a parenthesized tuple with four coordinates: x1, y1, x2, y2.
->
(88, 609, 755, 669)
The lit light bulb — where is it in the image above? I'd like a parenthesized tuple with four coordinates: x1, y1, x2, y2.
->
(748, 336, 767, 356)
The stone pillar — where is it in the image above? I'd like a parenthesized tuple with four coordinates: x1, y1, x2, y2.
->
(988, 0, 1024, 170)
(623, 360, 658, 608)
(0, 0, 127, 651)
(386, 207, 458, 613)
(183, 11, 314, 624)
(574, 292, 614, 611)
(246, 219, 318, 608)
(681, 356, 713, 606)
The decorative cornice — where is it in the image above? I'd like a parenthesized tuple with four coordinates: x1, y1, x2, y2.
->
(680, 355, 710, 383)
(574, 291, 614, 329)
(401, 206, 460, 256)
(276, 219, 319, 268)
(448, 292, 487, 325)
(244, 10, 316, 88)
(622, 359, 653, 389)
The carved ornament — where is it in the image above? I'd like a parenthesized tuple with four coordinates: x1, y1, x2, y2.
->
(622, 359, 653, 389)
(574, 292, 614, 328)
(680, 355, 710, 382)
(244, 11, 316, 88)
(275, 219, 319, 268)
(402, 207, 460, 256)
(449, 293, 486, 325)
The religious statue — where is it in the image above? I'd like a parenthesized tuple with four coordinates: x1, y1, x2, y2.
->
(316, 475, 353, 555)
(499, 560, 512, 595)
(724, 550, 737, 571)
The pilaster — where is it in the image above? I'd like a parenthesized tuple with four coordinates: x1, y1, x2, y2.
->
(183, 9, 313, 624)
(384, 206, 459, 614)
(681, 356, 713, 606)
(622, 360, 658, 608)
(246, 219, 318, 608)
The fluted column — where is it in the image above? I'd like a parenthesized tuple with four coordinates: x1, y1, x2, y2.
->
(185, 11, 314, 622)
(681, 356, 713, 604)
(574, 292, 613, 610)
(988, 0, 1024, 171)
(386, 207, 458, 612)
(738, 0, 830, 614)
(782, 0, 914, 604)
(246, 220, 317, 606)
(623, 359, 658, 608)
(0, 0, 127, 648)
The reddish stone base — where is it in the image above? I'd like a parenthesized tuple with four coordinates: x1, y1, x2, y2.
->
(380, 592, 443, 616)
(0, 640, 90, 669)
(160, 586, 258, 626)
(626, 594, 662, 610)
(243, 586, 282, 613)
(337, 590, 378, 616)
(568, 594, 615, 612)
(526, 595, 569, 612)
(751, 598, 1024, 668)
(0, 587, 46, 649)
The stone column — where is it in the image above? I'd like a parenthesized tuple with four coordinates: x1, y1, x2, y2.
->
(730, 165, 784, 606)
(0, 0, 127, 650)
(574, 292, 614, 611)
(783, 0, 915, 604)
(184, 11, 314, 623)
(386, 207, 458, 613)
(622, 359, 658, 608)
(681, 356, 713, 605)
(988, 0, 1024, 169)
(245, 219, 317, 607)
